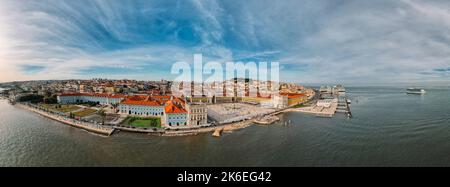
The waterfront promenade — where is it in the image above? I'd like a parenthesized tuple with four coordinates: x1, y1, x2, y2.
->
(11, 90, 316, 137)
(163, 119, 254, 136)
(15, 102, 256, 137)
(17, 103, 115, 136)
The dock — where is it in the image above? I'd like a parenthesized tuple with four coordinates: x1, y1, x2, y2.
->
(336, 96, 352, 118)
(288, 85, 353, 118)
(254, 115, 280, 125)
(288, 99, 337, 118)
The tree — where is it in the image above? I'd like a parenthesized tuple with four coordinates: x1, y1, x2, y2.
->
(18, 94, 44, 104)
(111, 103, 119, 113)
(99, 109, 107, 125)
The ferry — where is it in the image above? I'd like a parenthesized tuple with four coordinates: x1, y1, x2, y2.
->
(406, 88, 426, 95)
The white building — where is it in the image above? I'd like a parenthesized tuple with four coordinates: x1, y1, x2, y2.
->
(332, 85, 346, 95)
(57, 93, 125, 105)
(272, 95, 288, 109)
(119, 101, 165, 116)
(164, 99, 188, 127)
(118, 95, 170, 117)
(319, 86, 332, 94)
(186, 103, 208, 126)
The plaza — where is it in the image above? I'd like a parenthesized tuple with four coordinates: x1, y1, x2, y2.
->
(207, 103, 275, 124)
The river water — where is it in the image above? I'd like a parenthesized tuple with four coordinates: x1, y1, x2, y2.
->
(0, 87, 449, 166)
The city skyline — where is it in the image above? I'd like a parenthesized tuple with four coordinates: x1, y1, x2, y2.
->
(0, 0, 449, 86)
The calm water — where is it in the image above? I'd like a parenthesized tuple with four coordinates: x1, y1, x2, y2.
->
(0, 87, 449, 167)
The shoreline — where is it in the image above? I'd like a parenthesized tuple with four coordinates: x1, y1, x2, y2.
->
(163, 119, 255, 137)
(14, 102, 258, 137)
(4, 89, 317, 138)
(16, 103, 115, 136)
(9, 91, 319, 137)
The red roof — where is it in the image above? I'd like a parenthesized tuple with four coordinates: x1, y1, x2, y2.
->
(121, 99, 161, 106)
(60, 93, 126, 99)
(152, 95, 171, 100)
(126, 95, 149, 101)
(91, 93, 126, 99)
(60, 93, 89, 97)
(121, 95, 162, 106)
(164, 100, 187, 114)
(280, 93, 306, 99)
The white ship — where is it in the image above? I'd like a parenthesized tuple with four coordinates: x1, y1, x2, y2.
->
(406, 88, 426, 95)
(333, 85, 346, 95)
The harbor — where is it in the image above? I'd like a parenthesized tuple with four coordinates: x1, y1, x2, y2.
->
(288, 85, 352, 118)
(5, 85, 351, 138)
(5, 83, 346, 137)
(336, 96, 352, 118)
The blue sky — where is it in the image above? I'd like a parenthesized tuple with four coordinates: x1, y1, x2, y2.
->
(0, 0, 449, 85)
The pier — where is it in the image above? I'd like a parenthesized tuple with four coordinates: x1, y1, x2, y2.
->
(254, 115, 280, 125)
(212, 128, 223, 137)
(336, 96, 352, 118)
(288, 99, 337, 118)
(286, 85, 352, 118)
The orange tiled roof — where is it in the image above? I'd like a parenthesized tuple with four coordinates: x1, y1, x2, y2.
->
(152, 95, 171, 99)
(164, 100, 187, 114)
(172, 97, 186, 105)
(280, 93, 306, 99)
(60, 93, 89, 97)
(121, 95, 164, 106)
(91, 93, 126, 98)
(60, 93, 126, 99)
(127, 95, 149, 101)
(152, 95, 171, 101)
(121, 99, 162, 106)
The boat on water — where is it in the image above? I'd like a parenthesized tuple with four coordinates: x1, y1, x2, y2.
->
(406, 88, 426, 95)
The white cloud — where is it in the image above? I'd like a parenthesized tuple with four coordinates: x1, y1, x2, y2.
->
(0, 0, 449, 85)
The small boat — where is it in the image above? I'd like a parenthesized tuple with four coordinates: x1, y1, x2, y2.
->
(406, 88, 426, 95)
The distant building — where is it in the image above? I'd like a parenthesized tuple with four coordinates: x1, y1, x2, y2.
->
(281, 93, 308, 106)
(57, 93, 125, 105)
(105, 86, 115, 94)
(272, 95, 288, 109)
(319, 86, 332, 94)
(332, 85, 346, 95)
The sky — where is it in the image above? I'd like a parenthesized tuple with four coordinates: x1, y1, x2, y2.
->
(0, 0, 449, 86)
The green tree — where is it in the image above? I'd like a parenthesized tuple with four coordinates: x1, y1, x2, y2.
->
(98, 109, 107, 125)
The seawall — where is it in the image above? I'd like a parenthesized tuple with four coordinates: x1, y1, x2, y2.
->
(16, 103, 115, 136)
